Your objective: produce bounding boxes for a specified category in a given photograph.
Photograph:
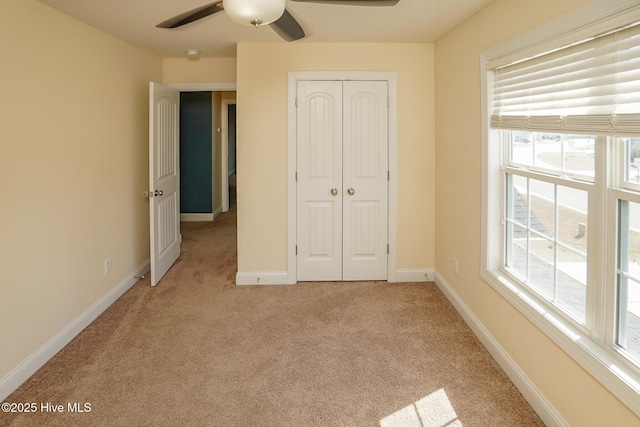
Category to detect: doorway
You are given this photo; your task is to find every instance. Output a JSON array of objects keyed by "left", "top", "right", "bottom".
[{"left": 169, "top": 83, "right": 237, "bottom": 221}]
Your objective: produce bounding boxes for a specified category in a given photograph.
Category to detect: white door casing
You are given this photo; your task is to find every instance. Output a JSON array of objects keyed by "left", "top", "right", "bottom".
[
  {"left": 296, "top": 79, "right": 389, "bottom": 281},
  {"left": 149, "top": 82, "right": 181, "bottom": 286}
]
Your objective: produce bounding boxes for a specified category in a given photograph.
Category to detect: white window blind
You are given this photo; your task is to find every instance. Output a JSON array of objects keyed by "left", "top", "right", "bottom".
[{"left": 491, "top": 22, "right": 640, "bottom": 135}]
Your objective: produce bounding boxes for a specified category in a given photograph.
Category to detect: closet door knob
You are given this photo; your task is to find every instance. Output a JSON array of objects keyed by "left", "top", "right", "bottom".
[
  {"left": 330, "top": 188, "right": 338, "bottom": 196},
  {"left": 347, "top": 188, "right": 355, "bottom": 196}
]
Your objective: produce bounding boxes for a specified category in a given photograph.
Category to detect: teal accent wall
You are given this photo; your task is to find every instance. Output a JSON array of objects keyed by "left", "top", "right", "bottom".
[{"left": 180, "top": 92, "right": 212, "bottom": 213}]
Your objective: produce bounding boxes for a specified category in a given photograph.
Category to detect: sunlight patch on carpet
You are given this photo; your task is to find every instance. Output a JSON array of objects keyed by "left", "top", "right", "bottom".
[{"left": 380, "top": 389, "right": 461, "bottom": 427}]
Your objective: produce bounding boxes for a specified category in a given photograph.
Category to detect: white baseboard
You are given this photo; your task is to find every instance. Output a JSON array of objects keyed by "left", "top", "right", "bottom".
[
  {"left": 237, "top": 269, "right": 434, "bottom": 285},
  {"left": 212, "top": 207, "right": 223, "bottom": 220},
  {"left": 395, "top": 268, "right": 434, "bottom": 282},
  {"left": 0, "top": 260, "right": 150, "bottom": 402},
  {"left": 236, "top": 271, "right": 292, "bottom": 286},
  {"left": 433, "top": 271, "right": 568, "bottom": 427},
  {"left": 180, "top": 213, "right": 214, "bottom": 222}
]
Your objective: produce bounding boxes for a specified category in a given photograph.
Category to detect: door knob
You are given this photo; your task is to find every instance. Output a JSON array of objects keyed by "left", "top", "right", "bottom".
[
  {"left": 154, "top": 189, "right": 164, "bottom": 197},
  {"left": 331, "top": 188, "right": 338, "bottom": 196},
  {"left": 347, "top": 188, "right": 355, "bottom": 196}
]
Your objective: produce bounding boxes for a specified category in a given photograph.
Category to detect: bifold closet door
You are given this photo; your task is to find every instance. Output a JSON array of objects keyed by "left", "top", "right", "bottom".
[
  {"left": 296, "top": 81, "right": 343, "bottom": 281},
  {"left": 342, "top": 81, "right": 388, "bottom": 281},
  {"left": 296, "top": 80, "right": 388, "bottom": 281}
]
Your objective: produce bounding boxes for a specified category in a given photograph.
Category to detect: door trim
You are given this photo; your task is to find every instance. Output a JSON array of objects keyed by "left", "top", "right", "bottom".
[
  {"left": 168, "top": 82, "right": 237, "bottom": 92},
  {"left": 287, "top": 71, "right": 398, "bottom": 284}
]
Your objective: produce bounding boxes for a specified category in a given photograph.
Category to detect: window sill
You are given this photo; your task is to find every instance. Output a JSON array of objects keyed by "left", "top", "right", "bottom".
[{"left": 481, "top": 268, "right": 640, "bottom": 417}]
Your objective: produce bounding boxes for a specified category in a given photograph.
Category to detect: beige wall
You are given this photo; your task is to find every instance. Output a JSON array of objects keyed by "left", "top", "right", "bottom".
[
  {"left": 163, "top": 58, "right": 237, "bottom": 84},
  {"left": 0, "top": 0, "right": 162, "bottom": 381},
  {"left": 222, "top": 91, "right": 236, "bottom": 100},
  {"left": 434, "top": 0, "right": 639, "bottom": 425},
  {"left": 236, "top": 43, "right": 435, "bottom": 273}
]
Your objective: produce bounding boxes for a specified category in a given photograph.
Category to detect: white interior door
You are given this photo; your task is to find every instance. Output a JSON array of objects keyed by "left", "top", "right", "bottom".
[
  {"left": 296, "top": 80, "right": 388, "bottom": 281},
  {"left": 149, "top": 82, "right": 180, "bottom": 286}
]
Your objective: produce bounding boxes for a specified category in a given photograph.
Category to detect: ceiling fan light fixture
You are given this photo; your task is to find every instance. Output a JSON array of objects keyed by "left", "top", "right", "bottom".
[{"left": 223, "top": 0, "right": 286, "bottom": 27}]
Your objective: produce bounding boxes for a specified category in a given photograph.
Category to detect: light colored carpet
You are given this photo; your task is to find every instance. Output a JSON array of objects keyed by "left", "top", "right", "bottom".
[{"left": 4, "top": 204, "right": 543, "bottom": 426}]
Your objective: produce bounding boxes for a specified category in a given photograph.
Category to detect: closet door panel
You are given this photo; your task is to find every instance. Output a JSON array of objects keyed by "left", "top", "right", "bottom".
[
  {"left": 342, "top": 81, "right": 389, "bottom": 281},
  {"left": 296, "top": 81, "right": 343, "bottom": 281}
]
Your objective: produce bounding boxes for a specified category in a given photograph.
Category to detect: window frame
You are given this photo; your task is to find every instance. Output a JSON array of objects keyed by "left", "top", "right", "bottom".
[
  {"left": 621, "top": 138, "right": 640, "bottom": 191},
  {"left": 608, "top": 186, "right": 640, "bottom": 370},
  {"left": 481, "top": 0, "right": 640, "bottom": 417}
]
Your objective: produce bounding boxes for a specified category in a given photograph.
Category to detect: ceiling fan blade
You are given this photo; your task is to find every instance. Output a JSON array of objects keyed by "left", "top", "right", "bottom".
[
  {"left": 270, "top": 9, "right": 305, "bottom": 42},
  {"left": 156, "top": 1, "right": 224, "bottom": 29},
  {"left": 289, "top": 0, "right": 399, "bottom": 5}
]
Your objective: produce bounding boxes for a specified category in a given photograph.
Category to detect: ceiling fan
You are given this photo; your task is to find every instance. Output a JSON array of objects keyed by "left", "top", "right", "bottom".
[{"left": 156, "top": 0, "right": 400, "bottom": 42}]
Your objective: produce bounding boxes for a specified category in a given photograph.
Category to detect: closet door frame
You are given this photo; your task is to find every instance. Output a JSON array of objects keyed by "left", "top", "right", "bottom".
[{"left": 287, "top": 71, "right": 398, "bottom": 284}]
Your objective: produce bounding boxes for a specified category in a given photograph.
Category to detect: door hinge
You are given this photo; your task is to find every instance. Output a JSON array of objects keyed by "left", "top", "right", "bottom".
[
  {"left": 388, "top": 171, "right": 390, "bottom": 181},
  {"left": 387, "top": 244, "right": 390, "bottom": 254},
  {"left": 295, "top": 245, "right": 298, "bottom": 255},
  {"left": 295, "top": 97, "right": 298, "bottom": 108},
  {"left": 295, "top": 171, "right": 298, "bottom": 181},
  {"left": 387, "top": 97, "right": 390, "bottom": 108}
]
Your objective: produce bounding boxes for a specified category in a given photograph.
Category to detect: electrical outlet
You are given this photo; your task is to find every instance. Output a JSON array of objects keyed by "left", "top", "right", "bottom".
[
  {"left": 104, "top": 258, "right": 112, "bottom": 275},
  {"left": 452, "top": 257, "right": 459, "bottom": 274},
  {"left": 424, "top": 271, "right": 434, "bottom": 281}
]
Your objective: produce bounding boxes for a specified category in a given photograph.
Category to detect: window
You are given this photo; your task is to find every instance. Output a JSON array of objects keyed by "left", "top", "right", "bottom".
[
  {"left": 617, "top": 198, "right": 640, "bottom": 363},
  {"left": 614, "top": 138, "right": 640, "bottom": 367},
  {"left": 482, "top": 2, "right": 640, "bottom": 416},
  {"left": 503, "top": 131, "right": 593, "bottom": 324},
  {"left": 626, "top": 138, "right": 640, "bottom": 185}
]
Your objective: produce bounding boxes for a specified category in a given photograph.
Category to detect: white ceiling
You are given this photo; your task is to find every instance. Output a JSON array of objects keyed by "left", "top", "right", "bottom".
[{"left": 37, "top": 0, "right": 492, "bottom": 58}]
